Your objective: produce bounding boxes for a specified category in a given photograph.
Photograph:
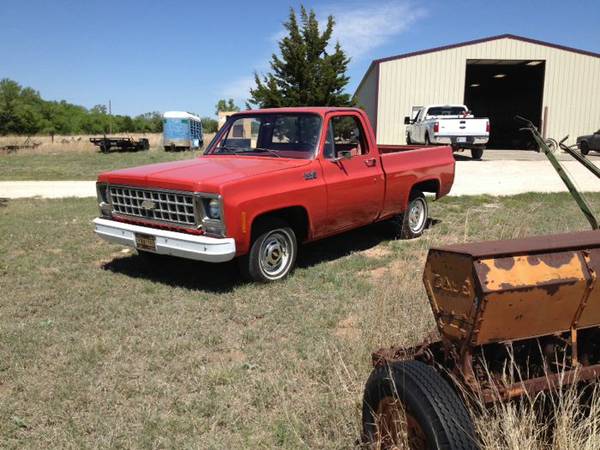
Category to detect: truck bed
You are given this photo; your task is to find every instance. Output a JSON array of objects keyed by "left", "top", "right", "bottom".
[{"left": 377, "top": 144, "right": 455, "bottom": 217}]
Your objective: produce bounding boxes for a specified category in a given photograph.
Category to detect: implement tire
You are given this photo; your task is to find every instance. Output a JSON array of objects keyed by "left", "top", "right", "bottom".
[{"left": 362, "top": 360, "right": 477, "bottom": 450}]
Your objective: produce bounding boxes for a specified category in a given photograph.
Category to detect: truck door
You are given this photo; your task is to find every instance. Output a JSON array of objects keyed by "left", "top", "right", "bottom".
[{"left": 319, "top": 113, "right": 385, "bottom": 233}]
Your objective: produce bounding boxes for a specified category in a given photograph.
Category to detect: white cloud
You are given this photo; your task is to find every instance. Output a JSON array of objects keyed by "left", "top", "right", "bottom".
[
  {"left": 220, "top": 1, "right": 425, "bottom": 106},
  {"left": 269, "top": 2, "right": 425, "bottom": 62},
  {"left": 324, "top": 1, "right": 426, "bottom": 61},
  {"left": 221, "top": 75, "right": 255, "bottom": 103}
]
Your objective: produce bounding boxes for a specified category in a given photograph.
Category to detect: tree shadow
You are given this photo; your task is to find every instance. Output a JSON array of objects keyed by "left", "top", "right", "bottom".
[{"left": 100, "top": 218, "right": 442, "bottom": 292}]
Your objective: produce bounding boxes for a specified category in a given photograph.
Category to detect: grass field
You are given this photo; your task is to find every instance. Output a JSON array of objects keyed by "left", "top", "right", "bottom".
[
  {"left": 2, "top": 193, "right": 600, "bottom": 449},
  {"left": 0, "top": 133, "right": 215, "bottom": 181}
]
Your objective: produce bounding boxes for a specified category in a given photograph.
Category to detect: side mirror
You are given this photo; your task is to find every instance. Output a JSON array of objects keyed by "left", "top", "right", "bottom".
[
  {"left": 404, "top": 116, "right": 411, "bottom": 125},
  {"left": 333, "top": 150, "right": 353, "bottom": 162}
]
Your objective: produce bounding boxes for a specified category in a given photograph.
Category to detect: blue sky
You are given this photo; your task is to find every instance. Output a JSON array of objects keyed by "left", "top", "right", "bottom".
[{"left": 1, "top": 0, "right": 598, "bottom": 118}]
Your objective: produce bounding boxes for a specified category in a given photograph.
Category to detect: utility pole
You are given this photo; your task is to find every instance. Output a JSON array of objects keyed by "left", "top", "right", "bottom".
[{"left": 108, "top": 99, "right": 112, "bottom": 135}]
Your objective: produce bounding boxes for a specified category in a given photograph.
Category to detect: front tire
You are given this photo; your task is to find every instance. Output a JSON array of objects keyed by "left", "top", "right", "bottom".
[
  {"left": 395, "top": 191, "right": 428, "bottom": 239},
  {"left": 362, "top": 360, "right": 477, "bottom": 450},
  {"left": 406, "top": 134, "right": 413, "bottom": 145},
  {"left": 580, "top": 141, "right": 590, "bottom": 156},
  {"left": 239, "top": 220, "right": 297, "bottom": 282},
  {"left": 471, "top": 147, "right": 484, "bottom": 160}
]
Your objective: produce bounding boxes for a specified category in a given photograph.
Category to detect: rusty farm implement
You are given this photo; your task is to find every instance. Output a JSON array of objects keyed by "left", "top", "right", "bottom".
[{"left": 361, "top": 117, "right": 600, "bottom": 449}]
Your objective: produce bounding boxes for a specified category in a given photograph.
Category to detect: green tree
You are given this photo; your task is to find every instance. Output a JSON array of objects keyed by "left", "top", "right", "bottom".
[
  {"left": 215, "top": 98, "right": 240, "bottom": 116},
  {"left": 0, "top": 78, "right": 166, "bottom": 136},
  {"left": 248, "top": 6, "right": 353, "bottom": 108},
  {"left": 201, "top": 117, "right": 218, "bottom": 133}
]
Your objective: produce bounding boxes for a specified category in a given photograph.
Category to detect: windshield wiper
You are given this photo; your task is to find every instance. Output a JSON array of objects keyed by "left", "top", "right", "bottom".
[
  {"left": 233, "top": 147, "right": 282, "bottom": 158},
  {"left": 215, "top": 145, "right": 240, "bottom": 154}
]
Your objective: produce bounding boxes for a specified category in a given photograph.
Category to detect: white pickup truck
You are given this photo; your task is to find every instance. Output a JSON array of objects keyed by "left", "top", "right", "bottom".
[{"left": 404, "top": 105, "right": 489, "bottom": 159}]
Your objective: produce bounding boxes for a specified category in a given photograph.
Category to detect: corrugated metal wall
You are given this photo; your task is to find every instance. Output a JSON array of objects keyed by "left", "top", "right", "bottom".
[
  {"left": 360, "top": 37, "right": 600, "bottom": 145},
  {"left": 354, "top": 64, "right": 378, "bottom": 130}
]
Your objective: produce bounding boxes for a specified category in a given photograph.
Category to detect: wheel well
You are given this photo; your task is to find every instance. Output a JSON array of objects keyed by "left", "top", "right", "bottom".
[
  {"left": 410, "top": 179, "right": 439, "bottom": 198},
  {"left": 251, "top": 207, "right": 309, "bottom": 242}
]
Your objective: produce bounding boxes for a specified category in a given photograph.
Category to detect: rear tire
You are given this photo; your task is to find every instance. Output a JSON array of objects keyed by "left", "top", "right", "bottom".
[
  {"left": 580, "top": 141, "right": 590, "bottom": 156},
  {"left": 239, "top": 219, "right": 297, "bottom": 282},
  {"left": 471, "top": 147, "right": 484, "bottom": 160},
  {"left": 362, "top": 360, "right": 477, "bottom": 450},
  {"left": 395, "top": 191, "right": 428, "bottom": 239},
  {"left": 424, "top": 133, "right": 431, "bottom": 145}
]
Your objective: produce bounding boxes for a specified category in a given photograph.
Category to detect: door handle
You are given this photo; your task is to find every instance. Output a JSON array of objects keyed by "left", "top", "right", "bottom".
[{"left": 364, "top": 158, "right": 377, "bottom": 167}]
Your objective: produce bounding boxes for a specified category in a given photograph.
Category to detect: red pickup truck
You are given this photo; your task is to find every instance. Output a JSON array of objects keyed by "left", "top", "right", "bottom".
[{"left": 94, "top": 107, "right": 454, "bottom": 282}]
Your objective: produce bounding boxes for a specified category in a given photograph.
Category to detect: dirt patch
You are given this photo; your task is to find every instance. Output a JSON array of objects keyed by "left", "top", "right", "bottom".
[
  {"left": 334, "top": 315, "right": 360, "bottom": 341},
  {"left": 207, "top": 349, "right": 246, "bottom": 364},
  {"left": 366, "top": 266, "right": 388, "bottom": 280},
  {"left": 360, "top": 246, "right": 392, "bottom": 259}
]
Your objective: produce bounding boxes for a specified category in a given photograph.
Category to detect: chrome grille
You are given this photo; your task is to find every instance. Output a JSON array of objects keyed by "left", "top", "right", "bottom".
[{"left": 109, "top": 186, "right": 197, "bottom": 227}]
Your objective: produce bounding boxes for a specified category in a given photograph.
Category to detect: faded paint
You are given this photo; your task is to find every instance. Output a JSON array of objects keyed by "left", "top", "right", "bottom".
[{"left": 356, "top": 35, "right": 600, "bottom": 145}]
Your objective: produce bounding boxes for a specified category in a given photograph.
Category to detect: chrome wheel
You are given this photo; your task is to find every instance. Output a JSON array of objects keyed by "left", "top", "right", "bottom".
[
  {"left": 408, "top": 198, "right": 426, "bottom": 233},
  {"left": 258, "top": 229, "right": 294, "bottom": 280}
]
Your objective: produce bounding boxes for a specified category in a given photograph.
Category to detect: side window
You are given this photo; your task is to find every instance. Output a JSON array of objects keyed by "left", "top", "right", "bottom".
[{"left": 326, "top": 115, "right": 367, "bottom": 158}]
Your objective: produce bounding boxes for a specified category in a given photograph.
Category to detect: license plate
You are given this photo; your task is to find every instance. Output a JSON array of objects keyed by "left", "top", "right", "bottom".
[
  {"left": 135, "top": 233, "right": 156, "bottom": 251},
  {"left": 456, "top": 137, "right": 467, "bottom": 143}
]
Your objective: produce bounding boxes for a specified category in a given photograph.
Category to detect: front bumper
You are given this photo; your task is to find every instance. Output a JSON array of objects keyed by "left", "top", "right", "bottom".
[{"left": 93, "top": 218, "right": 236, "bottom": 263}]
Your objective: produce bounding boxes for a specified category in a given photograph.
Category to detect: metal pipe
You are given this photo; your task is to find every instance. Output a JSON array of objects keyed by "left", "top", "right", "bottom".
[{"left": 516, "top": 116, "right": 599, "bottom": 230}]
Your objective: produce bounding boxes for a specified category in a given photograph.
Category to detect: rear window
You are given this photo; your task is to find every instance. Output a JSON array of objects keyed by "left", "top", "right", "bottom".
[{"left": 426, "top": 107, "right": 467, "bottom": 116}]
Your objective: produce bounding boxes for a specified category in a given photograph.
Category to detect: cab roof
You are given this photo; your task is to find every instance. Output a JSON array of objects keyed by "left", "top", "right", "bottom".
[{"left": 234, "top": 106, "right": 363, "bottom": 116}]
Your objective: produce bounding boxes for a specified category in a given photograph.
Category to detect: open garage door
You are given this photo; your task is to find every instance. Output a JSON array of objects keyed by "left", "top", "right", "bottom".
[{"left": 464, "top": 59, "right": 545, "bottom": 149}]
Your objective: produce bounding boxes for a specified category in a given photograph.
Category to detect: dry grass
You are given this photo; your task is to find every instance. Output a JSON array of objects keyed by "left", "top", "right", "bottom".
[
  {"left": 0, "top": 133, "right": 216, "bottom": 181},
  {"left": 1, "top": 193, "right": 600, "bottom": 448},
  {"left": 0, "top": 133, "right": 164, "bottom": 154}
]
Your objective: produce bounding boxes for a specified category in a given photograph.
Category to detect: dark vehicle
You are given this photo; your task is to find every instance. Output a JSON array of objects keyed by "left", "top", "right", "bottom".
[
  {"left": 90, "top": 136, "right": 150, "bottom": 153},
  {"left": 577, "top": 129, "right": 600, "bottom": 155}
]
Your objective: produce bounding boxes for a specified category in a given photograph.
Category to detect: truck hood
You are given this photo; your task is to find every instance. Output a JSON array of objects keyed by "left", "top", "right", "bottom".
[{"left": 98, "top": 155, "right": 310, "bottom": 192}]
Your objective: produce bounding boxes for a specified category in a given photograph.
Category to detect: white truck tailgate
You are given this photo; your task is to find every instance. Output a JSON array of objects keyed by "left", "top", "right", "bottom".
[{"left": 437, "top": 119, "right": 488, "bottom": 137}]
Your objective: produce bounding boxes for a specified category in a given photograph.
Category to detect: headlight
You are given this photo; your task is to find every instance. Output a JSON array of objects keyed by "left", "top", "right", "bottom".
[{"left": 208, "top": 198, "right": 221, "bottom": 219}]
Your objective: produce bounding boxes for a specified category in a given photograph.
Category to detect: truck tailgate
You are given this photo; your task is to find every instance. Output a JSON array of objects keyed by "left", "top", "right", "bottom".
[{"left": 437, "top": 118, "right": 488, "bottom": 136}]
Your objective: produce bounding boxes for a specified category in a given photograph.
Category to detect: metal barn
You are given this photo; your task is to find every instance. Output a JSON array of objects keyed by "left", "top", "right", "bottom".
[{"left": 354, "top": 34, "right": 600, "bottom": 149}]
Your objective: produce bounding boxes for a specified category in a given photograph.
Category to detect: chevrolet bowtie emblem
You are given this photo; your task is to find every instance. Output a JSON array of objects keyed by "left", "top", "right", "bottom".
[{"left": 141, "top": 200, "right": 156, "bottom": 210}]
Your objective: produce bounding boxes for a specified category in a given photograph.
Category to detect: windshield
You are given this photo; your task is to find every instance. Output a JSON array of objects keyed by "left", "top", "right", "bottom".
[
  {"left": 426, "top": 106, "right": 467, "bottom": 116},
  {"left": 206, "top": 113, "right": 322, "bottom": 159}
]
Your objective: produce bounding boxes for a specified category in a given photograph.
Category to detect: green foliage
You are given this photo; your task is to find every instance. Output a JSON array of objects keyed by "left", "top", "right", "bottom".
[
  {"left": 201, "top": 117, "right": 219, "bottom": 133},
  {"left": 248, "top": 6, "right": 353, "bottom": 109},
  {"left": 0, "top": 78, "right": 163, "bottom": 135},
  {"left": 214, "top": 98, "right": 240, "bottom": 116}
]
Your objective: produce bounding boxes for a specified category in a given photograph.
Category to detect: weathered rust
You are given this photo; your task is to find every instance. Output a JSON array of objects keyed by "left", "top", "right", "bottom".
[
  {"left": 479, "top": 362, "right": 600, "bottom": 403},
  {"left": 424, "top": 231, "right": 600, "bottom": 347}
]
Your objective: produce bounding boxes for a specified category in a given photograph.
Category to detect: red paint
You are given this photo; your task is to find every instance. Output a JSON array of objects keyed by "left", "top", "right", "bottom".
[{"left": 98, "top": 107, "right": 455, "bottom": 256}]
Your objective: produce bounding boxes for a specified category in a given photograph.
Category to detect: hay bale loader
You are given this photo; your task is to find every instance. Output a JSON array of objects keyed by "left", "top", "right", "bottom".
[{"left": 361, "top": 118, "right": 600, "bottom": 449}]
